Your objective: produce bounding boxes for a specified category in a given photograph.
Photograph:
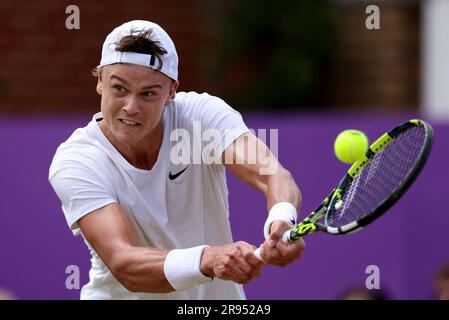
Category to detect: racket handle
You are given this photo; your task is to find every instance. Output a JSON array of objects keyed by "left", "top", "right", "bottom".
[
  {"left": 254, "top": 247, "right": 262, "bottom": 260},
  {"left": 253, "top": 230, "right": 292, "bottom": 260},
  {"left": 281, "top": 229, "right": 292, "bottom": 243}
]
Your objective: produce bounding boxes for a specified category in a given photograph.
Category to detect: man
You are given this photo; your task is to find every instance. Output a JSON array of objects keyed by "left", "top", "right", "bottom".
[
  {"left": 433, "top": 264, "right": 449, "bottom": 300},
  {"left": 337, "top": 286, "right": 389, "bottom": 300},
  {"left": 49, "top": 20, "right": 305, "bottom": 299}
]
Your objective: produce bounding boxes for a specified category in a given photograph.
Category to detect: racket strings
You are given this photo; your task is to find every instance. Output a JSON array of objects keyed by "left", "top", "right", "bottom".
[{"left": 327, "top": 127, "right": 425, "bottom": 227}]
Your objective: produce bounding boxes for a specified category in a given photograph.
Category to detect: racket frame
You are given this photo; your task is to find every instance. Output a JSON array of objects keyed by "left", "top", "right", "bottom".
[{"left": 285, "top": 119, "right": 434, "bottom": 242}]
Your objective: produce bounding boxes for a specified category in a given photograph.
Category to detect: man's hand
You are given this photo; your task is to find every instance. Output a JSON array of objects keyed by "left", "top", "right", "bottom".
[
  {"left": 200, "top": 241, "right": 264, "bottom": 284},
  {"left": 260, "top": 220, "right": 305, "bottom": 266}
]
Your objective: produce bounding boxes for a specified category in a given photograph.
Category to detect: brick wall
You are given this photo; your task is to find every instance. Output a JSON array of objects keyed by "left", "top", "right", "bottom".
[
  {"left": 328, "top": 2, "right": 420, "bottom": 110},
  {"left": 0, "top": 1, "right": 420, "bottom": 113},
  {"left": 0, "top": 0, "right": 212, "bottom": 114}
]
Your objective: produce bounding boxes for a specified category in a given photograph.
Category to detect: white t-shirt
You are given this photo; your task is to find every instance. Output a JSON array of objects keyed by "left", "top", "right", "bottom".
[{"left": 49, "top": 91, "right": 250, "bottom": 300}]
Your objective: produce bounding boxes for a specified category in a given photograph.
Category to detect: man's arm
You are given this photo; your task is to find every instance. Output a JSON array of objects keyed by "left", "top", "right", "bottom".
[
  {"left": 78, "top": 203, "right": 173, "bottom": 293},
  {"left": 223, "top": 132, "right": 306, "bottom": 265},
  {"left": 78, "top": 202, "right": 264, "bottom": 293}
]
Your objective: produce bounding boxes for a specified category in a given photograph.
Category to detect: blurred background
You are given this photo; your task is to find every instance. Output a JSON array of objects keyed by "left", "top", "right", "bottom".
[{"left": 1, "top": 0, "right": 448, "bottom": 299}]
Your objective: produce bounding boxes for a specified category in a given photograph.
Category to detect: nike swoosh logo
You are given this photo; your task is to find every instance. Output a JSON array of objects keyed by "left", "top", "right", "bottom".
[
  {"left": 290, "top": 218, "right": 296, "bottom": 225},
  {"left": 168, "top": 166, "right": 189, "bottom": 180}
]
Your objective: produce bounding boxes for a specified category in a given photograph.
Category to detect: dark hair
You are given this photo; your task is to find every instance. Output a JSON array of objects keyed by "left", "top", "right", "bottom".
[{"left": 93, "top": 29, "right": 167, "bottom": 77}]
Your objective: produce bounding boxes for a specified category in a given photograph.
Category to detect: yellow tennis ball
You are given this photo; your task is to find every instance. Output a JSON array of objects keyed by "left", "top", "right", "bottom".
[{"left": 334, "top": 129, "right": 369, "bottom": 164}]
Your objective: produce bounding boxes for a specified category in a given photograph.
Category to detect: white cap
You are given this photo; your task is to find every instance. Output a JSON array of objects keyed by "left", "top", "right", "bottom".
[{"left": 99, "top": 20, "right": 178, "bottom": 81}]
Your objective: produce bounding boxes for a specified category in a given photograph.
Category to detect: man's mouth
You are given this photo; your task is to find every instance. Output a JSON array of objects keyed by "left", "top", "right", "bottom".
[{"left": 119, "top": 119, "right": 140, "bottom": 126}]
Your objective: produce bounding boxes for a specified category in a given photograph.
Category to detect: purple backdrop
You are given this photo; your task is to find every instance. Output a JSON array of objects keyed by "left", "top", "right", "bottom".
[{"left": 0, "top": 112, "right": 447, "bottom": 300}]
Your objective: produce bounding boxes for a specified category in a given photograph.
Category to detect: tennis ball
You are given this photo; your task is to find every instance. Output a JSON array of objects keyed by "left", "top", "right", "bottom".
[{"left": 334, "top": 129, "right": 369, "bottom": 164}]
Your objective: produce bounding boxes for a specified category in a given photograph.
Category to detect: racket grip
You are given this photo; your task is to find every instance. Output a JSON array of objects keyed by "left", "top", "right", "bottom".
[
  {"left": 253, "top": 229, "right": 292, "bottom": 260},
  {"left": 254, "top": 247, "right": 262, "bottom": 260},
  {"left": 282, "top": 229, "right": 292, "bottom": 244}
]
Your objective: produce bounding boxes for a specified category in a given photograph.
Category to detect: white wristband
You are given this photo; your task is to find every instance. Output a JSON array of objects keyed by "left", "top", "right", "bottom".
[
  {"left": 163, "top": 245, "right": 213, "bottom": 291},
  {"left": 263, "top": 202, "right": 297, "bottom": 240}
]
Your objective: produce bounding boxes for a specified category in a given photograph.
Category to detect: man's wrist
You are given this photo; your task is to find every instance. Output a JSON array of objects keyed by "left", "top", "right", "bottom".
[
  {"left": 199, "top": 246, "right": 214, "bottom": 278},
  {"left": 263, "top": 202, "right": 297, "bottom": 239},
  {"left": 163, "top": 245, "right": 213, "bottom": 291}
]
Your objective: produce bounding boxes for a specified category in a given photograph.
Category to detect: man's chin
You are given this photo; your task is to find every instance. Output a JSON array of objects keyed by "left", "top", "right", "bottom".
[{"left": 116, "top": 133, "right": 139, "bottom": 146}]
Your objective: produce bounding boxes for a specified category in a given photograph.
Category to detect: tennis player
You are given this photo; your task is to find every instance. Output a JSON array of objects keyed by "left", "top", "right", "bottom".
[{"left": 48, "top": 20, "right": 305, "bottom": 299}]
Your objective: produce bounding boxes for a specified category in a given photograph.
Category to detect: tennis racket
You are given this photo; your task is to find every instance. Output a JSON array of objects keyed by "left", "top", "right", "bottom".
[{"left": 255, "top": 119, "right": 433, "bottom": 259}]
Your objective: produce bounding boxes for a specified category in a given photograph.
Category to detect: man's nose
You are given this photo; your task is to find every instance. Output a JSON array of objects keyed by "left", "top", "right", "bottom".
[{"left": 122, "top": 95, "right": 140, "bottom": 115}]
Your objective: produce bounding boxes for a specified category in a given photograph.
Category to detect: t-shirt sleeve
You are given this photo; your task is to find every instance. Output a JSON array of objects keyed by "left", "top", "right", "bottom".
[
  {"left": 49, "top": 160, "right": 117, "bottom": 235},
  {"left": 174, "top": 92, "right": 250, "bottom": 163}
]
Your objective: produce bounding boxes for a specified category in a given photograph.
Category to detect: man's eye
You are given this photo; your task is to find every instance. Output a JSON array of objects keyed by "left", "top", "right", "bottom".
[
  {"left": 142, "top": 91, "right": 154, "bottom": 97},
  {"left": 113, "top": 85, "right": 126, "bottom": 93}
]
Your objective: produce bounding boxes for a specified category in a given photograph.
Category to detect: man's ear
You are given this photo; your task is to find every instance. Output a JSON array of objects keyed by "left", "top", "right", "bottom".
[
  {"left": 96, "top": 76, "right": 102, "bottom": 95},
  {"left": 165, "top": 80, "right": 179, "bottom": 106},
  {"left": 95, "top": 66, "right": 103, "bottom": 95}
]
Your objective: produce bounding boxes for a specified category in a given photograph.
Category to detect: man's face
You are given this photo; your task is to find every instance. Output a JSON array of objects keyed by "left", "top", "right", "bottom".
[{"left": 96, "top": 63, "right": 178, "bottom": 147}]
